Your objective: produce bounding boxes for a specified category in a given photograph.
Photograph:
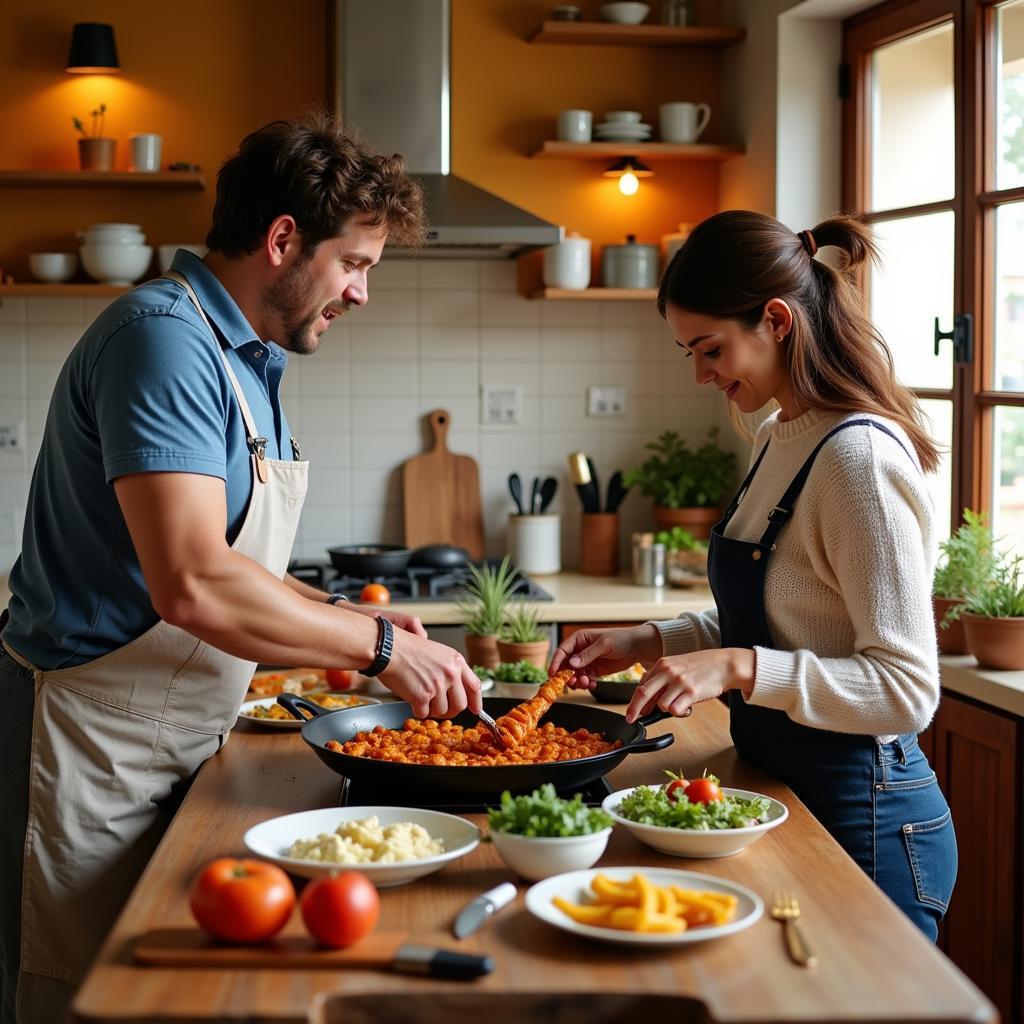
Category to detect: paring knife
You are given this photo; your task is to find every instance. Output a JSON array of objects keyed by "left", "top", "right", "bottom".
[{"left": 452, "top": 881, "right": 517, "bottom": 939}]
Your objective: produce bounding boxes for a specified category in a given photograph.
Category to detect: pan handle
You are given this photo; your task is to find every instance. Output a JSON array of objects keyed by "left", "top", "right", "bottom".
[
  {"left": 276, "top": 693, "right": 326, "bottom": 721},
  {"left": 624, "top": 732, "right": 675, "bottom": 753},
  {"left": 636, "top": 709, "right": 673, "bottom": 729}
]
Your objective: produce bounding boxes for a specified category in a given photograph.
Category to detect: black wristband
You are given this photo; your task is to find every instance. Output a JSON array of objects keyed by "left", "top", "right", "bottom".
[
  {"left": 326, "top": 593, "right": 349, "bottom": 606},
  {"left": 362, "top": 615, "right": 394, "bottom": 677}
]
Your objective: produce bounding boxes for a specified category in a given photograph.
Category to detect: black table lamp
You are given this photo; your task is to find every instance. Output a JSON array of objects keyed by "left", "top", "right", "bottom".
[{"left": 66, "top": 22, "right": 120, "bottom": 74}]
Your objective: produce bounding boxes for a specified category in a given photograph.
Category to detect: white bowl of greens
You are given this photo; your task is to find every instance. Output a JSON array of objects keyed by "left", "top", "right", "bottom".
[
  {"left": 487, "top": 784, "right": 614, "bottom": 880},
  {"left": 602, "top": 775, "right": 787, "bottom": 859}
]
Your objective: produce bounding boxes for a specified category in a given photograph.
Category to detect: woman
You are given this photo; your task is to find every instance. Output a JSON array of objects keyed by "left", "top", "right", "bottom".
[{"left": 551, "top": 211, "right": 957, "bottom": 940}]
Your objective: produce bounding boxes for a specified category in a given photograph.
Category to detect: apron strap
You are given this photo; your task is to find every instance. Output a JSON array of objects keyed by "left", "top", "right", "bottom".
[
  {"left": 163, "top": 270, "right": 268, "bottom": 484},
  {"left": 757, "top": 417, "right": 913, "bottom": 549}
]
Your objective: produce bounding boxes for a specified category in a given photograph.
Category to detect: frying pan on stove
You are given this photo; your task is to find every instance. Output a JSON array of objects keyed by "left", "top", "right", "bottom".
[{"left": 278, "top": 694, "right": 672, "bottom": 797}]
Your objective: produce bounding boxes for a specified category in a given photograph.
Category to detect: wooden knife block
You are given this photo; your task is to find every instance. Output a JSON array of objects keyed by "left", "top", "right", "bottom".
[{"left": 580, "top": 512, "right": 619, "bottom": 576}]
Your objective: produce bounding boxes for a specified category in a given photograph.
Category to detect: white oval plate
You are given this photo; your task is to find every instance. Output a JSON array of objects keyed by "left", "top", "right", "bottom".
[
  {"left": 236, "top": 694, "right": 381, "bottom": 729},
  {"left": 602, "top": 787, "right": 788, "bottom": 858},
  {"left": 244, "top": 806, "right": 481, "bottom": 886},
  {"left": 525, "top": 866, "right": 763, "bottom": 946}
]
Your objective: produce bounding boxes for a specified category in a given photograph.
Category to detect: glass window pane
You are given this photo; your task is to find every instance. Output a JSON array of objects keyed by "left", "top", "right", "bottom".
[
  {"left": 870, "top": 213, "right": 955, "bottom": 390},
  {"left": 993, "top": 202, "right": 1024, "bottom": 390},
  {"left": 992, "top": 406, "right": 1024, "bottom": 557},
  {"left": 996, "top": 0, "right": 1024, "bottom": 190},
  {"left": 870, "top": 22, "right": 954, "bottom": 211},
  {"left": 920, "top": 398, "right": 952, "bottom": 544}
]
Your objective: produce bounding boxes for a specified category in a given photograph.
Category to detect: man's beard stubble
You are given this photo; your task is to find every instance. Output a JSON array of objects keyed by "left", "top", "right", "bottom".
[{"left": 262, "top": 259, "right": 349, "bottom": 356}]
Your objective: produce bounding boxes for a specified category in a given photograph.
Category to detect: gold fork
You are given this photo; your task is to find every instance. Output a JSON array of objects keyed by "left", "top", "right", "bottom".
[{"left": 771, "top": 890, "right": 817, "bottom": 967}]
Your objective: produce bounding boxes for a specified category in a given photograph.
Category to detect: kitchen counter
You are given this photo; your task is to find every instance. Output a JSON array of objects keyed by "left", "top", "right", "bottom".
[{"left": 71, "top": 697, "right": 994, "bottom": 1024}]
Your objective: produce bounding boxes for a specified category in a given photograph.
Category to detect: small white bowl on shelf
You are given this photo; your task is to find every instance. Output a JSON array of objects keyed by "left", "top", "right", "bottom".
[
  {"left": 489, "top": 827, "right": 612, "bottom": 881},
  {"left": 79, "top": 244, "right": 153, "bottom": 285},
  {"left": 601, "top": 786, "right": 788, "bottom": 859},
  {"left": 599, "top": 2, "right": 651, "bottom": 24},
  {"left": 28, "top": 253, "right": 77, "bottom": 283}
]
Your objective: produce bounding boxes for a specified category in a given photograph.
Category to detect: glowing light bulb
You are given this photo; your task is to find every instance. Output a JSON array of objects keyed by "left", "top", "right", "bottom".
[{"left": 618, "top": 171, "right": 640, "bottom": 196}]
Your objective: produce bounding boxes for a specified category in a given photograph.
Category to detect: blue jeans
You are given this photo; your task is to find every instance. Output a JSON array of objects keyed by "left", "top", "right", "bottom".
[
  {"left": 787, "top": 732, "right": 957, "bottom": 941},
  {"left": 0, "top": 645, "right": 34, "bottom": 1024}
]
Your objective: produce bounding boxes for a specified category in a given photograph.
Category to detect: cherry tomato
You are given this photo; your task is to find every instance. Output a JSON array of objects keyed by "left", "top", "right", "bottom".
[
  {"left": 684, "top": 777, "right": 724, "bottom": 805},
  {"left": 325, "top": 668, "right": 354, "bottom": 691},
  {"left": 664, "top": 778, "right": 688, "bottom": 803},
  {"left": 189, "top": 858, "right": 295, "bottom": 943},
  {"left": 359, "top": 583, "right": 391, "bottom": 605},
  {"left": 300, "top": 871, "right": 380, "bottom": 948}
]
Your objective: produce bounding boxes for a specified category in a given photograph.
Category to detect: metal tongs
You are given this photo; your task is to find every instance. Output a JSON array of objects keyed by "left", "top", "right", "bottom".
[{"left": 476, "top": 708, "right": 506, "bottom": 748}]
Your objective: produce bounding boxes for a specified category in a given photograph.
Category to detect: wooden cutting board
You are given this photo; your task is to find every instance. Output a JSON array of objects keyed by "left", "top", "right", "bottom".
[{"left": 403, "top": 409, "right": 485, "bottom": 559}]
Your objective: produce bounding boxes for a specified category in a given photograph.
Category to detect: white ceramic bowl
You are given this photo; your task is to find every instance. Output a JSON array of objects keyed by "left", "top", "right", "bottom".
[
  {"left": 158, "top": 244, "right": 208, "bottom": 273},
  {"left": 604, "top": 110, "right": 642, "bottom": 123},
  {"left": 80, "top": 244, "right": 154, "bottom": 285},
  {"left": 602, "top": 787, "right": 788, "bottom": 859},
  {"left": 80, "top": 224, "right": 146, "bottom": 246},
  {"left": 599, "top": 2, "right": 650, "bottom": 24},
  {"left": 243, "top": 806, "right": 481, "bottom": 886},
  {"left": 28, "top": 252, "right": 77, "bottom": 283},
  {"left": 489, "top": 827, "right": 612, "bottom": 881}
]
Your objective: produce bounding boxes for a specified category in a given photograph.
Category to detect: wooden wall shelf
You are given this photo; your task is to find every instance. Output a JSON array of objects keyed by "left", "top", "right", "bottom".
[
  {"left": 0, "top": 283, "right": 129, "bottom": 297},
  {"left": 530, "top": 141, "right": 743, "bottom": 161},
  {"left": 528, "top": 21, "right": 745, "bottom": 48},
  {"left": 0, "top": 170, "right": 205, "bottom": 190},
  {"left": 527, "top": 287, "right": 657, "bottom": 301}
]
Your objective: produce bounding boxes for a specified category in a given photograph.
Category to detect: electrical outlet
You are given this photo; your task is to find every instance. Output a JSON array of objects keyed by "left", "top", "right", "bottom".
[
  {"left": 0, "top": 422, "right": 25, "bottom": 452},
  {"left": 481, "top": 385, "right": 523, "bottom": 425},
  {"left": 586, "top": 387, "right": 626, "bottom": 417}
]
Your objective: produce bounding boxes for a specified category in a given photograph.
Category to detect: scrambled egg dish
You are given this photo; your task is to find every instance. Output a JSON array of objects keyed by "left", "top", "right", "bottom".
[{"left": 288, "top": 816, "right": 444, "bottom": 864}]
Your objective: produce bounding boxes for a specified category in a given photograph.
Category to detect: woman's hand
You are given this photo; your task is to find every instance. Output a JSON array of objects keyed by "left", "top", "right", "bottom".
[
  {"left": 625, "top": 648, "right": 755, "bottom": 723},
  {"left": 549, "top": 624, "right": 664, "bottom": 689}
]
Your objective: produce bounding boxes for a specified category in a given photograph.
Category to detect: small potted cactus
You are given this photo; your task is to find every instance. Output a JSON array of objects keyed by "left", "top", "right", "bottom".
[{"left": 74, "top": 104, "right": 116, "bottom": 171}]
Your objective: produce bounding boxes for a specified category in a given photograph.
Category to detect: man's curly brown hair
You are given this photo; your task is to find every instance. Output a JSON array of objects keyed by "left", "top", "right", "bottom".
[{"left": 206, "top": 110, "right": 425, "bottom": 257}]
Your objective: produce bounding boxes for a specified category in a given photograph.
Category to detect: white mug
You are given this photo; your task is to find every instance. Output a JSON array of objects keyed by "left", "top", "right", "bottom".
[
  {"left": 658, "top": 102, "right": 711, "bottom": 144},
  {"left": 543, "top": 232, "right": 591, "bottom": 290},
  {"left": 129, "top": 133, "right": 163, "bottom": 172},
  {"left": 556, "top": 109, "right": 593, "bottom": 143}
]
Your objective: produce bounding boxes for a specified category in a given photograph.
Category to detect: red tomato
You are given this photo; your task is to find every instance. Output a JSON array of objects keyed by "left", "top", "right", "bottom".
[
  {"left": 300, "top": 871, "right": 380, "bottom": 948},
  {"left": 325, "top": 668, "right": 354, "bottom": 691},
  {"left": 664, "top": 778, "right": 688, "bottom": 804},
  {"left": 189, "top": 858, "right": 295, "bottom": 943},
  {"left": 359, "top": 583, "right": 391, "bottom": 605},
  {"left": 684, "top": 777, "right": 724, "bottom": 805}
]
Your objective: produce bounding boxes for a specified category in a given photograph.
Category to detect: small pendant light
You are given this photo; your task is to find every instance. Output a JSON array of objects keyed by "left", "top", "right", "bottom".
[{"left": 66, "top": 23, "right": 121, "bottom": 74}]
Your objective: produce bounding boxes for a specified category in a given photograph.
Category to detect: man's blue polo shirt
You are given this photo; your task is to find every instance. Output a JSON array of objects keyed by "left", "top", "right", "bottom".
[{"left": 4, "top": 251, "right": 296, "bottom": 670}]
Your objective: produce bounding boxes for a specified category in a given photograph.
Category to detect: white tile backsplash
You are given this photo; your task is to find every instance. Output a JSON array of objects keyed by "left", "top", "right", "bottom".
[{"left": 1, "top": 259, "right": 729, "bottom": 574}]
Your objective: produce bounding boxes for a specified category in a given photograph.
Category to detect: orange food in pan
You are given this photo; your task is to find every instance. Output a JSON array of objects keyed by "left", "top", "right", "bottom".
[{"left": 325, "top": 718, "right": 619, "bottom": 766}]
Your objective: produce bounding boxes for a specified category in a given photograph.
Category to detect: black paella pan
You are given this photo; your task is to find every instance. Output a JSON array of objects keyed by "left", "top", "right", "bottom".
[{"left": 277, "top": 694, "right": 673, "bottom": 798}]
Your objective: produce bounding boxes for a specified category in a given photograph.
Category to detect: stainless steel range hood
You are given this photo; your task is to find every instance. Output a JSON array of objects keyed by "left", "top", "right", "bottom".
[{"left": 331, "top": 0, "right": 560, "bottom": 258}]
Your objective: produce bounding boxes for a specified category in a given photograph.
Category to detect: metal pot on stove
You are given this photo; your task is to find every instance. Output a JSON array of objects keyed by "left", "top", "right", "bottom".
[{"left": 325, "top": 543, "right": 470, "bottom": 577}]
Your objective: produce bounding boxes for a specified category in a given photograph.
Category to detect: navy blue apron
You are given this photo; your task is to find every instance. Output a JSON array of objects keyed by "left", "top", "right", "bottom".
[{"left": 710, "top": 418, "right": 910, "bottom": 791}]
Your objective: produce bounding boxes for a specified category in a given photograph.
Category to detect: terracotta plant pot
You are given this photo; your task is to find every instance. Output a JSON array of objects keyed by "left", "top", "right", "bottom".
[
  {"left": 464, "top": 633, "right": 500, "bottom": 670},
  {"left": 78, "top": 137, "right": 117, "bottom": 171},
  {"left": 580, "top": 512, "right": 619, "bottom": 576},
  {"left": 932, "top": 596, "right": 968, "bottom": 655},
  {"left": 652, "top": 505, "right": 721, "bottom": 540},
  {"left": 496, "top": 638, "right": 550, "bottom": 669},
  {"left": 961, "top": 612, "right": 1024, "bottom": 670}
]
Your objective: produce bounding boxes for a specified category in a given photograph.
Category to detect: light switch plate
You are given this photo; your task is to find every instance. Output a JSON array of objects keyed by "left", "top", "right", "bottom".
[
  {"left": 587, "top": 386, "right": 626, "bottom": 417},
  {"left": 0, "top": 421, "right": 25, "bottom": 452},
  {"left": 481, "top": 386, "right": 523, "bottom": 425}
]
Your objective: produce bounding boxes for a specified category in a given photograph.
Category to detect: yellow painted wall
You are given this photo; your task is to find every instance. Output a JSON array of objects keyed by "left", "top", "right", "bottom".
[{"left": 0, "top": 0, "right": 727, "bottom": 280}]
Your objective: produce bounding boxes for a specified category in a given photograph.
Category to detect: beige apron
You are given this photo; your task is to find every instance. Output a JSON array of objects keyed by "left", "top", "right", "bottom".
[{"left": 4, "top": 271, "right": 307, "bottom": 1022}]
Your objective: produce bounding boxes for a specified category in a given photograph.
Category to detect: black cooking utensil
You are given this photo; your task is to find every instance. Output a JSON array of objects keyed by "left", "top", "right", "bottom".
[
  {"left": 508, "top": 473, "right": 524, "bottom": 515},
  {"left": 530, "top": 477, "right": 541, "bottom": 515},
  {"left": 567, "top": 452, "right": 600, "bottom": 513},
  {"left": 586, "top": 457, "right": 600, "bottom": 513},
  {"left": 605, "top": 470, "right": 628, "bottom": 513},
  {"left": 278, "top": 694, "right": 673, "bottom": 798},
  {"left": 538, "top": 476, "right": 558, "bottom": 513},
  {"left": 408, "top": 544, "right": 470, "bottom": 569},
  {"left": 327, "top": 544, "right": 411, "bottom": 577}
]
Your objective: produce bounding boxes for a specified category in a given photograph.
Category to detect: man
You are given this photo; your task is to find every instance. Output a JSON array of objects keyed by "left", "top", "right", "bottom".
[{"left": 0, "top": 112, "right": 482, "bottom": 1024}]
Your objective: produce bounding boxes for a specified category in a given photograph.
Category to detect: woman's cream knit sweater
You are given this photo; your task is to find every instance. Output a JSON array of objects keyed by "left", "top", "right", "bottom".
[{"left": 654, "top": 407, "right": 940, "bottom": 737}]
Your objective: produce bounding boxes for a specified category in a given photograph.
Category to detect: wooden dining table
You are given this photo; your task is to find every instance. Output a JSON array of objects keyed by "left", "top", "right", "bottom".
[{"left": 71, "top": 695, "right": 996, "bottom": 1024}]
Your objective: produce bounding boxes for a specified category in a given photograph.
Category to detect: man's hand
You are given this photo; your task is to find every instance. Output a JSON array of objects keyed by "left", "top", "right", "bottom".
[{"left": 378, "top": 630, "right": 482, "bottom": 719}]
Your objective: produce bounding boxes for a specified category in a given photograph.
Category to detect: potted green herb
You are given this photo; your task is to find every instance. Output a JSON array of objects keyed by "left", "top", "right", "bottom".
[
  {"left": 456, "top": 556, "right": 519, "bottom": 670},
  {"left": 497, "top": 602, "right": 549, "bottom": 669},
  {"left": 624, "top": 427, "right": 737, "bottom": 538},
  {"left": 73, "top": 104, "right": 116, "bottom": 171},
  {"left": 933, "top": 509, "right": 996, "bottom": 655},
  {"left": 945, "top": 554, "right": 1024, "bottom": 670},
  {"left": 473, "top": 659, "right": 548, "bottom": 699},
  {"left": 656, "top": 526, "right": 709, "bottom": 587}
]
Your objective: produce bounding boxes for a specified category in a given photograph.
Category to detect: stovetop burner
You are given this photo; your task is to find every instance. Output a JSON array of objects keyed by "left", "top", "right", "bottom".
[
  {"left": 337, "top": 775, "right": 613, "bottom": 814},
  {"left": 288, "top": 558, "right": 554, "bottom": 604}
]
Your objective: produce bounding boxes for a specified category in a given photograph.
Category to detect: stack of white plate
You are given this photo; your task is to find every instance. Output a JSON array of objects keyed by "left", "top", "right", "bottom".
[{"left": 594, "top": 112, "right": 653, "bottom": 142}]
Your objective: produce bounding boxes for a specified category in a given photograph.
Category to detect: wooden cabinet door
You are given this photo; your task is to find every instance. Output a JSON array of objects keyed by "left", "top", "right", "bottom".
[{"left": 930, "top": 693, "right": 1020, "bottom": 1024}]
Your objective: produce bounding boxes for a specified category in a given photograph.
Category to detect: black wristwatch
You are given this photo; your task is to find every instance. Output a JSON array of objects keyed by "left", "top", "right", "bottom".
[
  {"left": 363, "top": 615, "right": 394, "bottom": 677},
  {"left": 326, "top": 593, "right": 349, "bottom": 606}
]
